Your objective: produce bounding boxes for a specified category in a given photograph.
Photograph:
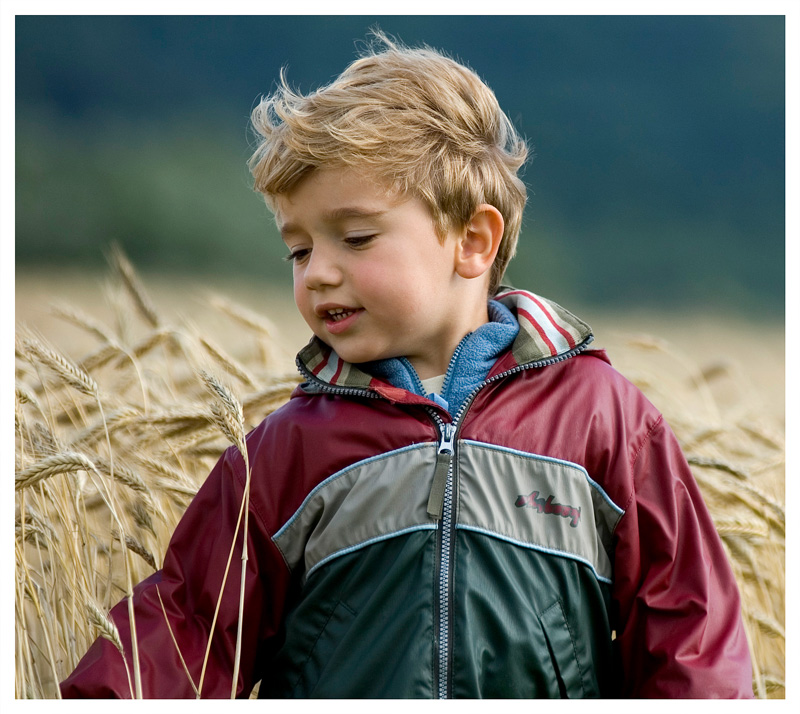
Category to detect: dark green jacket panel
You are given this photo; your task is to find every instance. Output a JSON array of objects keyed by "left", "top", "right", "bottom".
[
  {"left": 450, "top": 531, "right": 613, "bottom": 698},
  {"left": 264, "top": 530, "right": 437, "bottom": 698}
]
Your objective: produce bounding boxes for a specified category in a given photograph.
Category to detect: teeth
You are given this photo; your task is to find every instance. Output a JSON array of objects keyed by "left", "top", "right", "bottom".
[{"left": 326, "top": 308, "right": 354, "bottom": 322}]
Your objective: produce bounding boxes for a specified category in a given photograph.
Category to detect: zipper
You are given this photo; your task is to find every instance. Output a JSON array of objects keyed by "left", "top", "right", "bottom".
[
  {"left": 398, "top": 356, "right": 428, "bottom": 396},
  {"left": 295, "top": 355, "right": 381, "bottom": 400},
  {"left": 438, "top": 332, "right": 471, "bottom": 398},
  {"left": 426, "top": 335, "right": 593, "bottom": 699},
  {"left": 427, "top": 412, "right": 456, "bottom": 699},
  {"left": 427, "top": 421, "right": 455, "bottom": 518}
]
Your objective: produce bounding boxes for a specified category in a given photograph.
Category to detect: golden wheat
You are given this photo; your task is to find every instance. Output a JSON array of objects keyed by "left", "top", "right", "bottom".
[{"left": 109, "top": 243, "right": 162, "bottom": 329}]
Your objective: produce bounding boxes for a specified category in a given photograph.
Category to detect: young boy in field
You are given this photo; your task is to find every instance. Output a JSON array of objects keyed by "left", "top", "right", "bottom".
[{"left": 61, "top": 35, "right": 754, "bottom": 699}]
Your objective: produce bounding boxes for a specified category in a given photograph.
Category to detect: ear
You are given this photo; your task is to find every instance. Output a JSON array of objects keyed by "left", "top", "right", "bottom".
[{"left": 454, "top": 204, "right": 505, "bottom": 281}]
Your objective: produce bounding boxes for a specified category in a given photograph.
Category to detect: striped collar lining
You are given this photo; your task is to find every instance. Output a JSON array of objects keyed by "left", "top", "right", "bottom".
[{"left": 296, "top": 288, "right": 593, "bottom": 391}]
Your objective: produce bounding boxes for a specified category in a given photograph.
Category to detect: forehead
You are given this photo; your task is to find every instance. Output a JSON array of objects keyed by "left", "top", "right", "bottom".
[{"left": 274, "top": 167, "right": 403, "bottom": 228}]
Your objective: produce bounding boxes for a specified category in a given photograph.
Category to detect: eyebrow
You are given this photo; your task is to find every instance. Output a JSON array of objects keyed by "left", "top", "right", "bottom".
[{"left": 279, "top": 207, "right": 388, "bottom": 239}]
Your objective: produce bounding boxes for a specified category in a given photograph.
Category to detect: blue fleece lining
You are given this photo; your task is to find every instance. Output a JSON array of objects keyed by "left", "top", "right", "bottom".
[{"left": 363, "top": 300, "right": 519, "bottom": 415}]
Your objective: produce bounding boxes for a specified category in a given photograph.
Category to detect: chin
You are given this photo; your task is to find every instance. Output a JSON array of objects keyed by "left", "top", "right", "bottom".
[{"left": 329, "top": 343, "right": 395, "bottom": 366}]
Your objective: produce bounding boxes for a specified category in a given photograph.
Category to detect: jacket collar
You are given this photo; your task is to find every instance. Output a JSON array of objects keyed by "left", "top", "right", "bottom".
[
  {"left": 295, "top": 287, "right": 593, "bottom": 396},
  {"left": 491, "top": 287, "right": 593, "bottom": 372}
]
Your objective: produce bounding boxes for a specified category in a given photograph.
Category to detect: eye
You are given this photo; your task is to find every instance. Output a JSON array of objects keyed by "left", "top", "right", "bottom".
[
  {"left": 283, "top": 248, "right": 310, "bottom": 263},
  {"left": 344, "top": 234, "right": 377, "bottom": 249}
]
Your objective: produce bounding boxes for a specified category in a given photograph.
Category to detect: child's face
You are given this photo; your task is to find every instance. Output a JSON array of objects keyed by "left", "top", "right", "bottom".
[{"left": 275, "top": 167, "right": 485, "bottom": 378}]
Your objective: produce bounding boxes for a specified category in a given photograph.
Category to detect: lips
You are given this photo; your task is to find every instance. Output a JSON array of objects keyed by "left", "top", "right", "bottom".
[{"left": 316, "top": 304, "right": 364, "bottom": 334}]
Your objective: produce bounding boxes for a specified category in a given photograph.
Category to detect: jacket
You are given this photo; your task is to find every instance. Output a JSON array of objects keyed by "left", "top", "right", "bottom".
[{"left": 60, "top": 289, "right": 753, "bottom": 698}]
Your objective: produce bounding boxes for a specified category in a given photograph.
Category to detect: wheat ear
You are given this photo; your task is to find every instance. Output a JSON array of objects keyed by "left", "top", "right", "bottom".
[
  {"left": 195, "top": 370, "right": 252, "bottom": 698},
  {"left": 15, "top": 452, "right": 97, "bottom": 491},
  {"left": 109, "top": 243, "right": 161, "bottom": 328},
  {"left": 23, "top": 337, "right": 99, "bottom": 397}
]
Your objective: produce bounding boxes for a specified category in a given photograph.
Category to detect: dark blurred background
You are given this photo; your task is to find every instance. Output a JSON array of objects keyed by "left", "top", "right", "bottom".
[{"left": 15, "top": 15, "right": 785, "bottom": 315}]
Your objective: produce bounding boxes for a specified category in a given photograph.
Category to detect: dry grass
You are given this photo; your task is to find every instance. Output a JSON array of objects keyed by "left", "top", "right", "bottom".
[{"left": 14, "top": 255, "right": 784, "bottom": 699}]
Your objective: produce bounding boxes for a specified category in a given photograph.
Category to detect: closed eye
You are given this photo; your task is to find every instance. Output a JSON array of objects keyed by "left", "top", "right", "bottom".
[
  {"left": 344, "top": 234, "right": 377, "bottom": 248},
  {"left": 283, "top": 248, "right": 310, "bottom": 263}
]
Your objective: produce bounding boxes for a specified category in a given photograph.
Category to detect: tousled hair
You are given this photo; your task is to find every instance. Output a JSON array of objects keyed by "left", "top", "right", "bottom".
[{"left": 249, "top": 32, "right": 528, "bottom": 294}]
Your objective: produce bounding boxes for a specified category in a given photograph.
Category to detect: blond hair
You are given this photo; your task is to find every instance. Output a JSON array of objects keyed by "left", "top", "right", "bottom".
[{"left": 249, "top": 33, "right": 528, "bottom": 294}]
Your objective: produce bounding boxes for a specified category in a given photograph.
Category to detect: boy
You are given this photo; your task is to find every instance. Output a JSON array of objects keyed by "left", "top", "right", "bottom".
[{"left": 62, "top": 34, "right": 753, "bottom": 698}]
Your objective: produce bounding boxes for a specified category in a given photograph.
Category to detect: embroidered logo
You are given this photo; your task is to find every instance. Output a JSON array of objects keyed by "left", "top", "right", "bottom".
[{"left": 515, "top": 490, "right": 582, "bottom": 528}]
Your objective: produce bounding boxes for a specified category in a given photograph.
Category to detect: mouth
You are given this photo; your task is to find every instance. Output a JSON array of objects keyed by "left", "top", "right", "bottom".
[{"left": 315, "top": 305, "right": 364, "bottom": 334}]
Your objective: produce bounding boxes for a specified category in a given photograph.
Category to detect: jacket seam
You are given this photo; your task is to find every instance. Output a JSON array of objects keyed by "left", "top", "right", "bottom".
[
  {"left": 456, "top": 523, "right": 612, "bottom": 584},
  {"left": 542, "top": 599, "right": 586, "bottom": 697},
  {"left": 558, "top": 599, "right": 586, "bottom": 697},
  {"left": 306, "top": 525, "right": 438, "bottom": 578},
  {"left": 621, "top": 414, "right": 664, "bottom": 516}
]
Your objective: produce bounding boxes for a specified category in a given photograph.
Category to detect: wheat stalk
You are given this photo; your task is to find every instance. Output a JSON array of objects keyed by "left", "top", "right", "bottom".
[
  {"left": 199, "top": 335, "right": 258, "bottom": 389},
  {"left": 80, "top": 341, "right": 126, "bottom": 372},
  {"left": 85, "top": 600, "right": 134, "bottom": 697},
  {"left": 15, "top": 382, "right": 43, "bottom": 412},
  {"left": 687, "top": 455, "right": 750, "bottom": 480},
  {"left": 153, "top": 478, "right": 199, "bottom": 498},
  {"left": 208, "top": 294, "right": 276, "bottom": 337},
  {"left": 113, "top": 532, "right": 157, "bottom": 571},
  {"left": 92, "top": 455, "right": 150, "bottom": 496},
  {"left": 714, "top": 518, "right": 770, "bottom": 540},
  {"left": 50, "top": 303, "right": 118, "bottom": 345},
  {"left": 109, "top": 244, "right": 161, "bottom": 329},
  {"left": 70, "top": 406, "right": 140, "bottom": 447},
  {"left": 194, "top": 370, "right": 252, "bottom": 697}
]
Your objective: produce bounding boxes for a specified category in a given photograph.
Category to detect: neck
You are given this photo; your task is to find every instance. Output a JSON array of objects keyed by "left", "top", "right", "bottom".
[{"left": 407, "top": 298, "right": 490, "bottom": 379}]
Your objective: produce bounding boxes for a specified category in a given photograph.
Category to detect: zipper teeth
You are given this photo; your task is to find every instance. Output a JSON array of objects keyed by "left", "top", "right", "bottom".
[
  {"left": 398, "top": 356, "right": 427, "bottom": 396},
  {"left": 438, "top": 456, "right": 453, "bottom": 699},
  {"left": 295, "top": 356, "right": 381, "bottom": 399},
  {"left": 450, "top": 336, "right": 594, "bottom": 425},
  {"left": 439, "top": 332, "right": 470, "bottom": 397},
  {"left": 426, "top": 409, "right": 450, "bottom": 699}
]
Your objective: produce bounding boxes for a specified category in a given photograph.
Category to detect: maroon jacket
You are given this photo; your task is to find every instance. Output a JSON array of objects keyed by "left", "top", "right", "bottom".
[{"left": 61, "top": 290, "right": 753, "bottom": 698}]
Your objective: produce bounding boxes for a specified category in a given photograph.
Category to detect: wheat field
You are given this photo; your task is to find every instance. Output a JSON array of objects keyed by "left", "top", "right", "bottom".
[{"left": 14, "top": 250, "right": 785, "bottom": 698}]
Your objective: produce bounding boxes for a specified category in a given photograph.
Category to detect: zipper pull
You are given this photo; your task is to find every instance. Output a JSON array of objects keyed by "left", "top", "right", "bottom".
[{"left": 427, "top": 423, "right": 455, "bottom": 519}]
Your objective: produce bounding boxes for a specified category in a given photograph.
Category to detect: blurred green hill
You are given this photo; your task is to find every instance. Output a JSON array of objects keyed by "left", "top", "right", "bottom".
[{"left": 15, "top": 15, "right": 785, "bottom": 315}]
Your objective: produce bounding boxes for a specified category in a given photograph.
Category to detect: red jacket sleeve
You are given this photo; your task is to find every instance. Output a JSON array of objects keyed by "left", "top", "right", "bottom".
[
  {"left": 60, "top": 444, "right": 291, "bottom": 698},
  {"left": 612, "top": 414, "right": 753, "bottom": 697}
]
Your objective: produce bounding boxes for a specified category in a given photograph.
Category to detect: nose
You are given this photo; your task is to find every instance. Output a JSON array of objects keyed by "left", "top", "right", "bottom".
[{"left": 302, "top": 245, "right": 343, "bottom": 291}]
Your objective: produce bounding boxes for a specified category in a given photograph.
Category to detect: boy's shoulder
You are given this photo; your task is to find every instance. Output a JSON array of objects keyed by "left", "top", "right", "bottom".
[
  {"left": 475, "top": 343, "right": 662, "bottom": 427},
  {"left": 557, "top": 346, "right": 659, "bottom": 412}
]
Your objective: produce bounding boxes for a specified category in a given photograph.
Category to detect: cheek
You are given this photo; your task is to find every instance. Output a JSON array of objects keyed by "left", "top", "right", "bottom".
[
  {"left": 293, "top": 279, "right": 312, "bottom": 318},
  {"left": 357, "top": 268, "right": 408, "bottom": 308},
  {"left": 362, "top": 270, "right": 428, "bottom": 320}
]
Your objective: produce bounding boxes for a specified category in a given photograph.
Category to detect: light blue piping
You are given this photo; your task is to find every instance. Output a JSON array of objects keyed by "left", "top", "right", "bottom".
[
  {"left": 460, "top": 439, "right": 625, "bottom": 516},
  {"left": 456, "top": 523, "right": 613, "bottom": 585},
  {"left": 272, "top": 442, "right": 433, "bottom": 541},
  {"left": 306, "top": 524, "right": 438, "bottom": 578}
]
